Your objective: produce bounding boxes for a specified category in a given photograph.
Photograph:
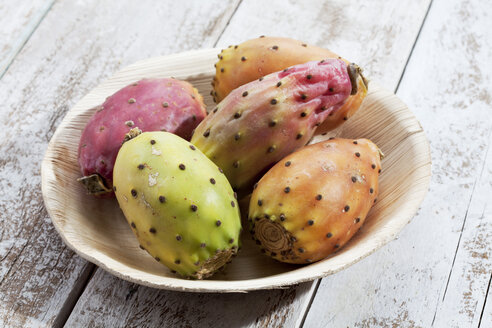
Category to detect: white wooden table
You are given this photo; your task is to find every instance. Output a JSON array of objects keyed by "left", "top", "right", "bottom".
[{"left": 1, "top": 0, "right": 491, "bottom": 327}]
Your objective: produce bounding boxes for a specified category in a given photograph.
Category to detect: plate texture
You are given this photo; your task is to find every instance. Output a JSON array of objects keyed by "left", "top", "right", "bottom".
[{"left": 41, "top": 48, "right": 431, "bottom": 292}]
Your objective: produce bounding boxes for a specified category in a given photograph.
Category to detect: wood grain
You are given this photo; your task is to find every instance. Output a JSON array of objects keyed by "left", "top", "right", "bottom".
[
  {"left": 304, "top": 0, "right": 492, "bottom": 326},
  {"left": 0, "top": 0, "right": 54, "bottom": 77},
  {"left": 0, "top": 0, "right": 240, "bottom": 326},
  {"left": 63, "top": 0, "right": 432, "bottom": 326}
]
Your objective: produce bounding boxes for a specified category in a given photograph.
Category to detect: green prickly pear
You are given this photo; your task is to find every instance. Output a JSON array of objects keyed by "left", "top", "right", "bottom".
[
  {"left": 113, "top": 130, "right": 241, "bottom": 279},
  {"left": 192, "top": 59, "right": 357, "bottom": 194},
  {"left": 248, "top": 138, "right": 382, "bottom": 264}
]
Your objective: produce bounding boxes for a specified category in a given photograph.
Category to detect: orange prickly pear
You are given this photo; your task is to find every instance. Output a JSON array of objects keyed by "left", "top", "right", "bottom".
[
  {"left": 248, "top": 138, "right": 382, "bottom": 264},
  {"left": 212, "top": 36, "right": 368, "bottom": 133},
  {"left": 192, "top": 59, "right": 358, "bottom": 194}
]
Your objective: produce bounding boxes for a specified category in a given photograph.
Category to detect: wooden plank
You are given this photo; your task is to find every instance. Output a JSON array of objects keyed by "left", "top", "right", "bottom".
[
  {"left": 0, "top": 0, "right": 240, "bottom": 327},
  {"left": 0, "top": 0, "right": 54, "bottom": 77},
  {"left": 64, "top": 0, "right": 430, "bottom": 327},
  {"left": 65, "top": 269, "right": 316, "bottom": 327},
  {"left": 304, "top": 0, "right": 492, "bottom": 326}
]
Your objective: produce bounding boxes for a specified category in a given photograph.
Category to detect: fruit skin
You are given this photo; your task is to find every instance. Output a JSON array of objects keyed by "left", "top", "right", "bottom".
[
  {"left": 113, "top": 131, "right": 241, "bottom": 279},
  {"left": 192, "top": 59, "right": 353, "bottom": 194},
  {"left": 213, "top": 36, "right": 368, "bottom": 133},
  {"left": 77, "top": 78, "right": 206, "bottom": 195},
  {"left": 248, "top": 138, "right": 382, "bottom": 264}
]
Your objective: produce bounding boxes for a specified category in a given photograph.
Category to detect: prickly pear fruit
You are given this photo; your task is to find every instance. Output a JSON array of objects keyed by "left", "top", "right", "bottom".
[
  {"left": 248, "top": 138, "right": 382, "bottom": 264},
  {"left": 78, "top": 78, "right": 207, "bottom": 196},
  {"left": 213, "top": 36, "right": 368, "bottom": 133},
  {"left": 192, "top": 59, "right": 355, "bottom": 194},
  {"left": 113, "top": 131, "right": 241, "bottom": 279}
]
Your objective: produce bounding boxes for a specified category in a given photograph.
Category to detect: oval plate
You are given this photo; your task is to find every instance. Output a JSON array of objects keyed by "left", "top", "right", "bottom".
[{"left": 41, "top": 48, "right": 431, "bottom": 292}]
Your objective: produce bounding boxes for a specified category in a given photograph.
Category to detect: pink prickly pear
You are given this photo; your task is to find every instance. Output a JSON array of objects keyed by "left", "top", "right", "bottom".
[
  {"left": 248, "top": 138, "right": 383, "bottom": 264},
  {"left": 78, "top": 78, "right": 206, "bottom": 196},
  {"left": 191, "top": 59, "right": 358, "bottom": 193}
]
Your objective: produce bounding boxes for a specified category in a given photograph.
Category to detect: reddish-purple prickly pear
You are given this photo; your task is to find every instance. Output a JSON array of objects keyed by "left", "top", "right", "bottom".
[
  {"left": 77, "top": 78, "right": 206, "bottom": 196},
  {"left": 248, "top": 138, "right": 382, "bottom": 264},
  {"left": 192, "top": 59, "right": 357, "bottom": 194}
]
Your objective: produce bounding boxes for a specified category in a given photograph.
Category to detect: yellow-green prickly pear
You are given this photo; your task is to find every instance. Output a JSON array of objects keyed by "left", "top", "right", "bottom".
[{"left": 113, "top": 130, "right": 241, "bottom": 279}]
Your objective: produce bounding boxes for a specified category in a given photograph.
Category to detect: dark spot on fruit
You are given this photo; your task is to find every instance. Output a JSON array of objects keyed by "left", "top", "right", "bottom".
[
  {"left": 138, "top": 164, "right": 145, "bottom": 170},
  {"left": 267, "top": 146, "right": 275, "bottom": 153},
  {"left": 234, "top": 192, "right": 237, "bottom": 199},
  {"left": 334, "top": 244, "right": 340, "bottom": 249},
  {"left": 113, "top": 186, "right": 117, "bottom": 192},
  {"left": 220, "top": 68, "right": 224, "bottom": 72},
  {"left": 191, "top": 204, "right": 198, "bottom": 211},
  {"left": 131, "top": 222, "right": 136, "bottom": 229},
  {"left": 131, "top": 189, "right": 137, "bottom": 198},
  {"left": 234, "top": 112, "right": 242, "bottom": 118},
  {"left": 343, "top": 117, "right": 348, "bottom": 120},
  {"left": 159, "top": 196, "right": 166, "bottom": 203},
  {"left": 210, "top": 178, "right": 216, "bottom": 184},
  {"left": 229, "top": 238, "right": 234, "bottom": 244},
  {"left": 139, "top": 245, "right": 144, "bottom": 250},
  {"left": 272, "top": 45, "right": 278, "bottom": 50},
  {"left": 296, "top": 133, "right": 303, "bottom": 139},
  {"left": 200, "top": 243, "right": 206, "bottom": 248},
  {"left": 302, "top": 43, "right": 307, "bottom": 47},
  {"left": 150, "top": 139, "right": 156, "bottom": 145},
  {"left": 316, "top": 194, "right": 322, "bottom": 200},
  {"left": 241, "top": 56, "right": 246, "bottom": 61},
  {"left": 175, "top": 259, "right": 181, "bottom": 264},
  {"left": 378, "top": 169, "right": 382, "bottom": 173},
  {"left": 326, "top": 232, "right": 332, "bottom": 238},
  {"left": 372, "top": 164, "right": 376, "bottom": 169},
  {"left": 176, "top": 235, "right": 182, "bottom": 241},
  {"left": 203, "top": 129, "right": 210, "bottom": 137},
  {"left": 155, "top": 257, "right": 160, "bottom": 262},
  {"left": 301, "top": 94, "right": 307, "bottom": 100},
  {"left": 291, "top": 236, "right": 297, "bottom": 242},
  {"left": 242, "top": 91, "right": 248, "bottom": 97},
  {"left": 259, "top": 77, "right": 264, "bottom": 81},
  {"left": 233, "top": 161, "right": 239, "bottom": 168},
  {"left": 329, "top": 87, "right": 334, "bottom": 92},
  {"left": 149, "top": 227, "right": 156, "bottom": 234},
  {"left": 269, "top": 120, "right": 276, "bottom": 127},
  {"left": 307, "top": 74, "right": 312, "bottom": 80},
  {"left": 171, "top": 270, "right": 176, "bottom": 274},
  {"left": 216, "top": 220, "right": 222, "bottom": 226},
  {"left": 257, "top": 199, "right": 263, "bottom": 206},
  {"left": 231, "top": 201, "right": 235, "bottom": 207},
  {"left": 370, "top": 188, "right": 374, "bottom": 194},
  {"left": 284, "top": 187, "right": 290, "bottom": 193},
  {"left": 277, "top": 81, "right": 282, "bottom": 87},
  {"left": 283, "top": 68, "right": 288, "bottom": 72},
  {"left": 285, "top": 161, "right": 291, "bottom": 167},
  {"left": 179, "top": 164, "right": 186, "bottom": 170},
  {"left": 300, "top": 112, "right": 307, "bottom": 117},
  {"left": 128, "top": 98, "right": 136, "bottom": 104},
  {"left": 234, "top": 133, "right": 240, "bottom": 140},
  {"left": 190, "top": 145, "right": 196, "bottom": 150},
  {"left": 270, "top": 98, "right": 277, "bottom": 105},
  {"left": 355, "top": 152, "right": 361, "bottom": 157},
  {"left": 308, "top": 220, "right": 314, "bottom": 226},
  {"left": 219, "top": 167, "right": 224, "bottom": 173},
  {"left": 355, "top": 217, "right": 360, "bottom": 223},
  {"left": 213, "top": 107, "right": 218, "bottom": 113},
  {"left": 344, "top": 205, "right": 350, "bottom": 212},
  {"left": 352, "top": 176, "right": 357, "bottom": 183},
  {"left": 374, "top": 198, "right": 377, "bottom": 203},
  {"left": 298, "top": 248, "right": 304, "bottom": 253}
]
